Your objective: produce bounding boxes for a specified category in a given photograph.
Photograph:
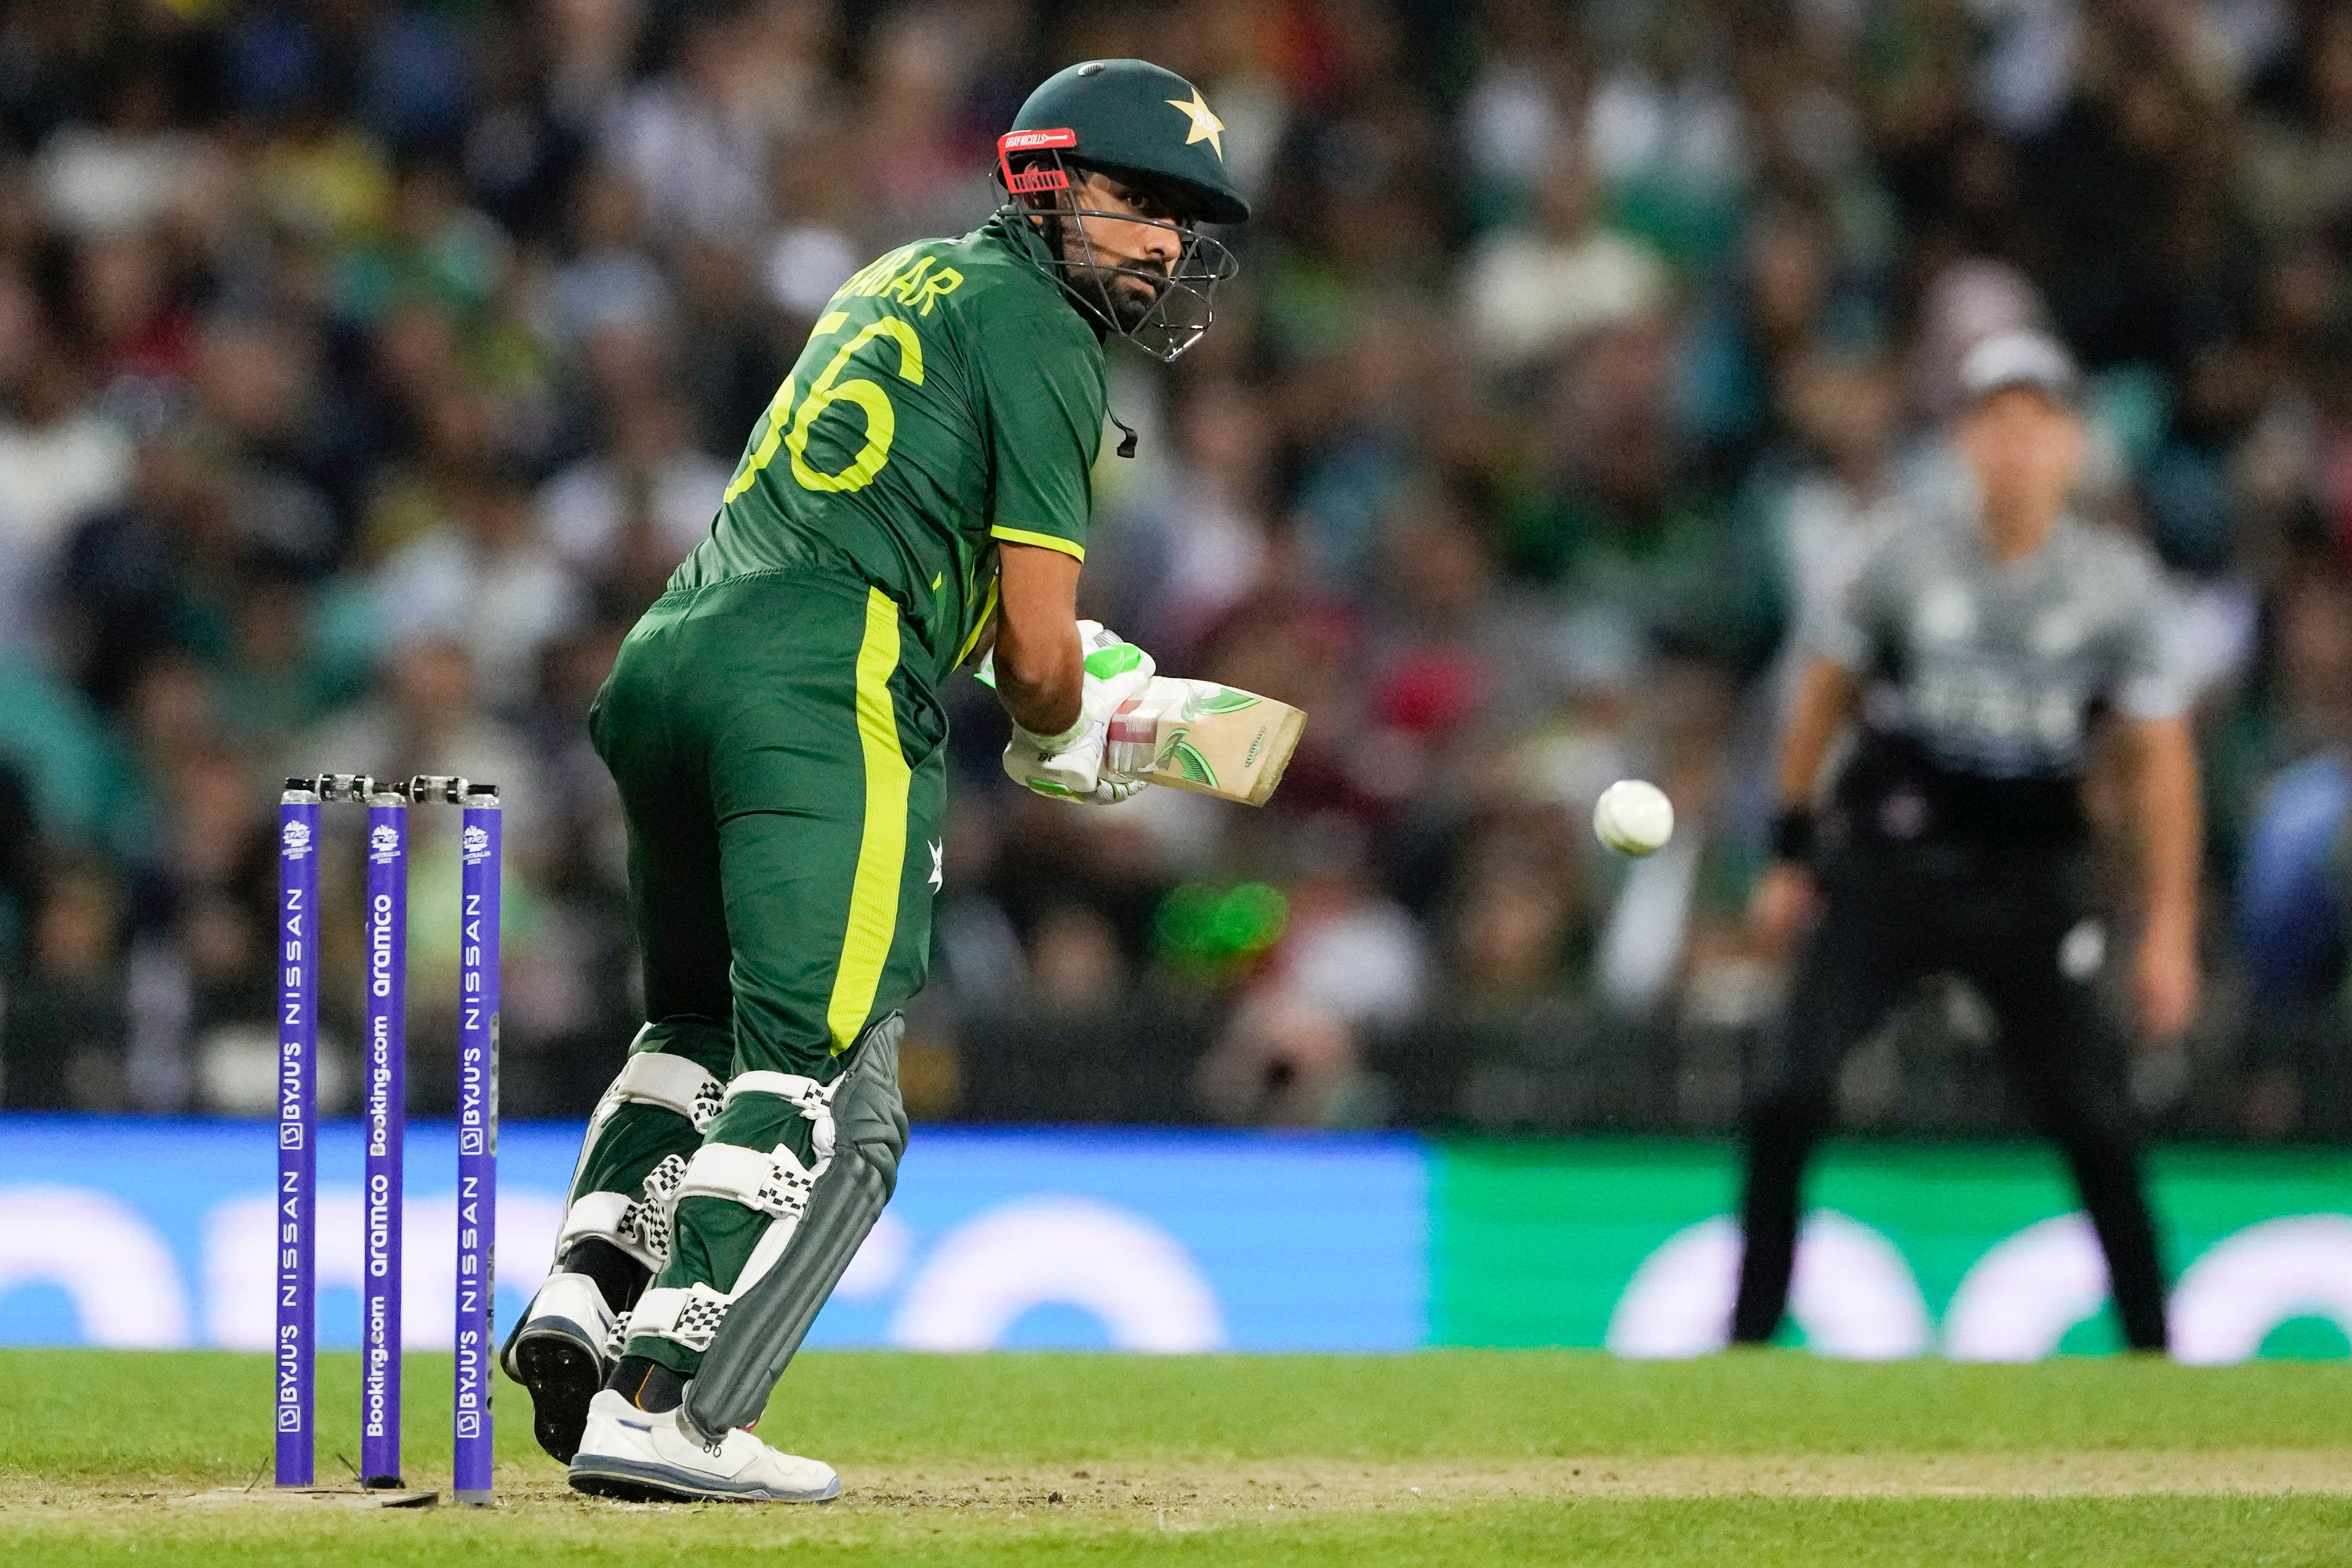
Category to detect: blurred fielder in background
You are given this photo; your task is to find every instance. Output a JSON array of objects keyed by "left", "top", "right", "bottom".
[
  {"left": 1736, "top": 330, "right": 2199, "bottom": 1355},
  {"left": 498, "top": 59, "right": 1247, "bottom": 1501}
]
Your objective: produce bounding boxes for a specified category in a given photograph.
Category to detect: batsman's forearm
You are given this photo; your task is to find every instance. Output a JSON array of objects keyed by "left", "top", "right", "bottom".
[
  {"left": 2132, "top": 715, "right": 2201, "bottom": 931},
  {"left": 993, "top": 539, "right": 1085, "bottom": 737},
  {"left": 1776, "top": 658, "right": 1859, "bottom": 807},
  {"left": 994, "top": 627, "right": 1082, "bottom": 737}
]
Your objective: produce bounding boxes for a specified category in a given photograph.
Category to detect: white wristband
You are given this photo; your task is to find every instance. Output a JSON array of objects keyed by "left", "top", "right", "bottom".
[{"left": 1017, "top": 716, "right": 1089, "bottom": 754}]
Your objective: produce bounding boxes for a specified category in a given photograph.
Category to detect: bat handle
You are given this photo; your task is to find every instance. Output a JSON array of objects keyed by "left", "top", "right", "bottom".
[{"left": 1105, "top": 697, "right": 1157, "bottom": 780}]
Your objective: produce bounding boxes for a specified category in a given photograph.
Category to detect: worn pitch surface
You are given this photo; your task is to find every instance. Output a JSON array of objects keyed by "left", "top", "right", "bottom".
[{"left": 3, "top": 1350, "right": 2348, "bottom": 1564}]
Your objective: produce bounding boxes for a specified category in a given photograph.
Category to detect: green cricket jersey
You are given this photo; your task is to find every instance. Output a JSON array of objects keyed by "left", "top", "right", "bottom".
[{"left": 672, "top": 211, "right": 1108, "bottom": 684}]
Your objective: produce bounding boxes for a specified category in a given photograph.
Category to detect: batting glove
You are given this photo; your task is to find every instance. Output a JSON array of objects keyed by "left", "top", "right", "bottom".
[{"left": 978, "top": 621, "right": 1154, "bottom": 805}]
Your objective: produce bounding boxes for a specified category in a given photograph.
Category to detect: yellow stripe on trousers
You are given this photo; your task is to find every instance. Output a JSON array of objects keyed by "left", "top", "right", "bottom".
[{"left": 826, "top": 587, "right": 912, "bottom": 1054}]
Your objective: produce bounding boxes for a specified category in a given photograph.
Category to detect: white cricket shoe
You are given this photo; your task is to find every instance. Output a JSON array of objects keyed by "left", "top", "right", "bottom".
[
  {"left": 500, "top": 1271, "right": 615, "bottom": 1463},
  {"left": 568, "top": 1389, "right": 841, "bottom": 1503}
]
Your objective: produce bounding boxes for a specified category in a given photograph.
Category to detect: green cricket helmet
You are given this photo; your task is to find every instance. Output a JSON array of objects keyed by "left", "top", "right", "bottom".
[
  {"left": 1003, "top": 58, "right": 1251, "bottom": 224},
  {"left": 996, "top": 59, "right": 1248, "bottom": 363}
]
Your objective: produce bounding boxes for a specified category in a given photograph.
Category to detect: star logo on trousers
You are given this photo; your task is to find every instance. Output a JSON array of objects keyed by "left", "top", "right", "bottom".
[{"left": 928, "top": 840, "right": 944, "bottom": 891}]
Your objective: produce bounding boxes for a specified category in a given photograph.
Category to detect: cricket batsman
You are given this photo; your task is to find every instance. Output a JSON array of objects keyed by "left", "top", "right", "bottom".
[{"left": 499, "top": 60, "right": 1248, "bottom": 1501}]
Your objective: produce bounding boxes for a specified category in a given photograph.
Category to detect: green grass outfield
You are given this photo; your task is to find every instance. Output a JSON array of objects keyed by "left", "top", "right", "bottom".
[{"left": 2, "top": 1350, "right": 2349, "bottom": 1565}]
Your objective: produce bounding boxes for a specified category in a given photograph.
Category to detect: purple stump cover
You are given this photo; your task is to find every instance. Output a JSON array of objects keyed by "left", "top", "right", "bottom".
[
  {"left": 274, "top": 791, "right": 319, "bottom": 1487},
  {"left": 361, "top": 797, "right": 407, "bottom": 1486},
  {"left": 454, "top": 796, "right": 501, "bottom": 1503}
]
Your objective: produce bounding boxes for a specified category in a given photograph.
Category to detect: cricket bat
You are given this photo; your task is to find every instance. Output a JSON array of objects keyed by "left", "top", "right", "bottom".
[{"left": 1103, "top": 678, "right": 1306, "bottom": 806}]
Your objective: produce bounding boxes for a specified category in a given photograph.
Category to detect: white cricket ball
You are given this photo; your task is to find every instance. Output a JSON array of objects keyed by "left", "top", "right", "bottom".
[{"left": 1593, "top": 779, "right": 1675, "bottom": 857}]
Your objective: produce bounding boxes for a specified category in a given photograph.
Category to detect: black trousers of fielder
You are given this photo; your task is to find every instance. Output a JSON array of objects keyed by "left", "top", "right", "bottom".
[{"left": 1731, "top": 845, "right": 2170, "bottom": 1351}]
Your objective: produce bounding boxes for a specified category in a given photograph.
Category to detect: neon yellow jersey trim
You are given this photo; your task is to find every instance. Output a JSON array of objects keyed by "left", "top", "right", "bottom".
[
  {"left": 954, "top": 574, "right": 1001, "bottom": 668},
  {"left": 825, "top": 587, "right": 913, "bottom": 1054},
  {"left": 989, "top": 525, "right": 1085, "bottom": 561}
]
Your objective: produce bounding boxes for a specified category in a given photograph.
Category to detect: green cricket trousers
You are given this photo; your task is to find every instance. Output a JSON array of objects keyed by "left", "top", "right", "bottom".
[{"left": 562, "top": 568, "right": 940, "bottom": 1395}]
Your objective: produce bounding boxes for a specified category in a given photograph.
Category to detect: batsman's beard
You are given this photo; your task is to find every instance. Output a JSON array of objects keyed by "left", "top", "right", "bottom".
[{"left": 1086, "top": 262, "right": 1171, "bottom": 332}]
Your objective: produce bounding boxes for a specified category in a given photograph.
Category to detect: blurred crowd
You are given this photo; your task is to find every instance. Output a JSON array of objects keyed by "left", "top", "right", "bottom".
[{"left": 5, "top": 0, "right": 2352, "bottom": 1139}]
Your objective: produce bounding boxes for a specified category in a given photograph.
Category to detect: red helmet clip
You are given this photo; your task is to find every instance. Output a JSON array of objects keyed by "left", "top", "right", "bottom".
[{"left": 998, "top": 127, "right": 1077, "bottom": 195}]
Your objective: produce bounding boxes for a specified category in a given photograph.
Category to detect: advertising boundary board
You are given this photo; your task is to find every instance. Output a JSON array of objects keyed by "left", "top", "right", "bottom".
[
  {"left": 0, "top": 1119, "right": 2344, "bottom": 1361},
  {"left": 1432, "top": 1139, "right": 2352, "bottom": 1360}
]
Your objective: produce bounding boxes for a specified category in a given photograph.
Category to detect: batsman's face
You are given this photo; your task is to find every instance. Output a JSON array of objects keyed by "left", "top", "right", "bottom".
[
  {"left": 1958, "top": 386, "right": 2087, "bottom": 519},
  {"left": 1059, "top": 171, "right": 1185, "bottom": 330}
]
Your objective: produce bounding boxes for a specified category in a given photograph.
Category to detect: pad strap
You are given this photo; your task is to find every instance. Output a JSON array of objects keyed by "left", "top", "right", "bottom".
[
  {"left": 559, "top": 1151, "right": 690, "bottom": 1270},
  {"left": 617, "top": 1152, "right": 689, "bottom": 1266},
  {"left": 722, "top": 1071, "right": 840, "bottom": 1160},
  {"left": 613, "top": 1052, "right": 726, "bottom": 1132},
  {"left": 677, "top": 1141, "right": 825, "bottom": 1223},
  {"left": 555, "top": 1191, "right": 632, "bottom": 1252},
  {"left": 629, "top": 1284, "right": 732, "bottom": 1353}
]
